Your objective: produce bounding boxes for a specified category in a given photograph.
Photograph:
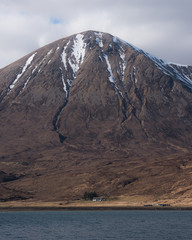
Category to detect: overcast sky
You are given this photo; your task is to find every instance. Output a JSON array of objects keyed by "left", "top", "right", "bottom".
[{"left": 0, "top": 0, "right": 191, "bottom": 68}]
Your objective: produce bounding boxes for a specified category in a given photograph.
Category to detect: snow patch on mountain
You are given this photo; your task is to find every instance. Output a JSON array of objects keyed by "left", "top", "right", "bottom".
[
  {"left": 169, "top": 62, "right": 188, "bottom": 67},
  {"left": 133, "top": 67, "right": 137, "bottom": 84},
  {"left": 95, "top": 32, "right": 103, "bottom": 48},
  {"left": 22, "top": 77, "right": 31, "bottom": 91},
  {"left": 103, "top": 54, "right": 114, "bottom": 84},
  {"left": 103, "top": 54, "right": 123, "bottom": 97},
  {"left": 22, "top": 76, "right": 31, "bottom": 90},
  {"left": 61, "top": 41, "right": 70, "bottom": 70},
  {"left": 47, "top": 49, "right": 53, "bottom": 56},
  {"left": 9, "top": 52, "right": 36, "bottom": 91},
  {"left": 59, "top": 67, "right": 68, "bottom": 96},
  {"left": 169, "top": 64, "right": 192, "bottom": 81},
  {"left": 68, "top": 34, "right": 86, "bottom": 78},
  {"left": 118, "top": 45, "right": 126, "bottom": 82},
  {"left": 18, "top": 49, "right": 54, "bottom": 92},
  {"left": 67, "top": 79, "right": 73, "bottom": 87},
  {"left": 22, "top": 64, "right": 39, "bottom": 91},
  {"left": 32, "top": 65, "right": 38, "bottom": 74},
  {"left": 37, "top": 49, "right": 53, "bottom": 73}
]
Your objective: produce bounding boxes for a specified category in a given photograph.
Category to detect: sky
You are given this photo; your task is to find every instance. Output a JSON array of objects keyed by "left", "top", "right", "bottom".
[{"left": 0, "top": 0, "right": 191, "bottom": 68}]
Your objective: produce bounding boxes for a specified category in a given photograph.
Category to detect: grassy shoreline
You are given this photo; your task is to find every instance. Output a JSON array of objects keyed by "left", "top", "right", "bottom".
[
  {"left": 1, "top": 202, "right": 192, "bottom": 211},
  {"left": 1, "top": 196, "right": 192, "bottom": 211}
]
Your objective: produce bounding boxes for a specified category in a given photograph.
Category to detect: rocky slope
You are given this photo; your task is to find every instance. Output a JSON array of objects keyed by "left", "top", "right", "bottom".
[{"left": 0, "top": 31, "right": 192, "bottom": 203}]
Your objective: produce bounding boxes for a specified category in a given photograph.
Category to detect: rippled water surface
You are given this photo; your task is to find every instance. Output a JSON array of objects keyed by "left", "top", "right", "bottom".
[{"left": 0, "top": 210, "right": 192, "bottom": 239}]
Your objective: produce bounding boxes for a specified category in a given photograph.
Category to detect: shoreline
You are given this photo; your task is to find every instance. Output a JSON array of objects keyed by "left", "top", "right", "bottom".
[
  {"left": 1, "top": 206, "right": 192, "bottom": 212},
  {"left": 1, "top": 197, "right": 192, "bottom": 212}
]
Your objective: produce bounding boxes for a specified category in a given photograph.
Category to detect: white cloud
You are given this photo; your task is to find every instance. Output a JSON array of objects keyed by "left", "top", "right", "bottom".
[{"left": 0, "top": 0, "right": 191, "bottom": 68}]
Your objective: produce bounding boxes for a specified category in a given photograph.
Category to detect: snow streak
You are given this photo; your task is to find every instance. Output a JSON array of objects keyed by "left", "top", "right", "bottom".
[
  {"left": 133, "top": 66, "right": 137, "bottom": 84},
  {"left": 103, "top": 54, "right": 123, "bottom": 97},
  {"left": 22, "top": 77, "right": 31, "bottom": 90},
  {"left": 68, "top": 34, "right": 86, "bottom": 77},
  {"left": 37, "top": 49, "right": 53, "bottom": 73},
  {"left": 95, "top": 32, "right": 103, "bottom": 48},
  {"left": 9, "top": 53, "right": 36, "bottom": 91},
  {"left": 59, "top": 67, "right": 68, "bottom": 97},
  {"left": 118, "top": 45, "right": 126, "bottom": 82},
  {"left": 103, "top": 54, "right": 114, "bottom": 83},
  {"left": 61, "top": 41, "right": 70, "bottom": 70}
]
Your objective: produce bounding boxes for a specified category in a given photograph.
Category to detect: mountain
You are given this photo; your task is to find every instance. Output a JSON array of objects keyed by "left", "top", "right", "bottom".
[{"left": 0, "top": 31, "right": 192, "bottom": 205}]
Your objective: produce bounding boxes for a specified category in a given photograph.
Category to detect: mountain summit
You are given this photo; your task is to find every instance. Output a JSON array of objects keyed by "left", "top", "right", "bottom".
[{"left": 0, "top": 31, "right": 192, "bottom": 204}]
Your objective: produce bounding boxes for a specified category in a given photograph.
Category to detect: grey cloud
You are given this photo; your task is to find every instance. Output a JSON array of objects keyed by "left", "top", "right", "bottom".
[{"left": 0, "top": 0, "right": 191, "bottom": 68}]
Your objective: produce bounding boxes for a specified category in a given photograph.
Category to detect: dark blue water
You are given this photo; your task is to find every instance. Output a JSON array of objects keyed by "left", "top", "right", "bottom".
[{"left": 0, "top": 210, "right": 192, "bottom": 240}]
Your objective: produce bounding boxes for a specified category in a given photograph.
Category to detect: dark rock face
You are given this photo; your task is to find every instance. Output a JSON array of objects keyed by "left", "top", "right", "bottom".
[
  {"left": 0, "top": 31, "right": 192, "bottom": 202},
  {"left": 0, "top": 171, "right": 23, "bottom": 183}
]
